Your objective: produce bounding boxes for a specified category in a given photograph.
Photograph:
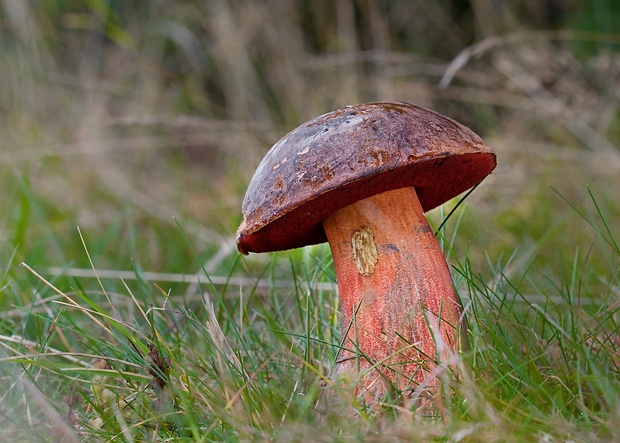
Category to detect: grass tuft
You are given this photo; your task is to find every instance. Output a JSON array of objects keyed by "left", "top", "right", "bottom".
[{"left": 0, "top": 188, "right": 618, "bottom": 440}]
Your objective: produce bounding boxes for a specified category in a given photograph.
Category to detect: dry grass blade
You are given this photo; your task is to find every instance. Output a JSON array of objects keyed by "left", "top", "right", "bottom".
[
  {"left": 203, "top": 297, "right": 252, "bottom": 402},
  {"left": 20, "top": 263, "right": 142, "bottom": 338},
  {"left": 18, "top": 377, "right": 80, "bottom": 443},
  {"left": 0, "top": 334, "right": 90, "bottom": 367},
  {"left": 39, "top": 266, "right": 335, "bottom": 292}
]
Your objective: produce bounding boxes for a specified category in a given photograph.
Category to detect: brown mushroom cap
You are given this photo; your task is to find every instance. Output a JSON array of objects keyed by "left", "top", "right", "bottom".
[{"left": 237, "top": 101, "right": 496, "bottom": 254}]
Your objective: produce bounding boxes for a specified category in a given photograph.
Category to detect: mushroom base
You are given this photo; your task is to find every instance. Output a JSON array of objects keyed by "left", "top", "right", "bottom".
[{"left": 323, "top": 187, "right": 461, "bottom": 399}]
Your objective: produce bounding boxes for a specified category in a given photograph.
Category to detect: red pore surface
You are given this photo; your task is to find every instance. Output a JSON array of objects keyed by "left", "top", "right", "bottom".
[{"left": 237, "top": 102, "right": 496, "bottom": 254}]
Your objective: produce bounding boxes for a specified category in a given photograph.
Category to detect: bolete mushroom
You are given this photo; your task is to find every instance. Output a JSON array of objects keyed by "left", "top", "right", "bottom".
[{"left": 236, "top": 102, "right": 496, "bottom": 397}]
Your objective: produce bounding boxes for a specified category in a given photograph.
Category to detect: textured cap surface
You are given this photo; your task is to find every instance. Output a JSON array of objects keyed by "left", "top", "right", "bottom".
[{"left": 237, "top": 101, "right": 496, "bottom": 254}]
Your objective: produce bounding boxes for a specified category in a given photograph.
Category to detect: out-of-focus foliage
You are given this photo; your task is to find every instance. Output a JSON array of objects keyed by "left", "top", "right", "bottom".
[
  {"left": 6, "top": 0, "right": 617, "bottom": 125},
  {"left": 1, "top": 0, "right": 619, "bottom": 278}
]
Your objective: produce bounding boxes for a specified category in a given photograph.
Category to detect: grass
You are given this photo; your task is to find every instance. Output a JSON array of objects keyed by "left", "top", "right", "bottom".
[
  {"left": 1, "top": 1, "right": 620, "bottom": 441},
  {"left": 1, "top": 186, "right": 619, "bottom": 441}
]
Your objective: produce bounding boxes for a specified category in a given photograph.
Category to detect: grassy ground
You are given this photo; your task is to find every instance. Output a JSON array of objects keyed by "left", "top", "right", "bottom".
[{"left": 1, "top": 1, "right": 620, "bottom": 441}]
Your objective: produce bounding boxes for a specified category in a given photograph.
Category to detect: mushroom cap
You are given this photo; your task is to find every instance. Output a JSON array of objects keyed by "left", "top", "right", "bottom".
[{"left": 237, "top": 101, "right": 496, "bottom": 254}]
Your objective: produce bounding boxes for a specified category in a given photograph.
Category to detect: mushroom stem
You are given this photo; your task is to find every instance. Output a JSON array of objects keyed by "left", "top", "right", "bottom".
[{"left": 322, "top": 186, "right": 461, "bottom": 395}]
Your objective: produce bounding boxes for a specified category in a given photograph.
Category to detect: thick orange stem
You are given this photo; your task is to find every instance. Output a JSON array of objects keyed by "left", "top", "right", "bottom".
[{"left": 322, "top": 187, "right": 461, "bottom": 395}]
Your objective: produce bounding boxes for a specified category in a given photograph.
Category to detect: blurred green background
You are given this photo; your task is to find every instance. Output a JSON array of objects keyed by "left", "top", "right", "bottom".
[{"left": 1, "top": 0, "right": 619, "bottom": 293}]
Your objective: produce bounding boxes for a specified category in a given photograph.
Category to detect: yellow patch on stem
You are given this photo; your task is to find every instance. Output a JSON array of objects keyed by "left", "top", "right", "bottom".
[{"left": 351, "top": 226, "right": 378, "bottom": 276}]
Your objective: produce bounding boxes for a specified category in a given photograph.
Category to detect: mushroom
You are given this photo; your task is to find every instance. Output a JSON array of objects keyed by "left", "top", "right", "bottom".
[{"left": 236, "top": 102, "right": 496, "bottom": 397}]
